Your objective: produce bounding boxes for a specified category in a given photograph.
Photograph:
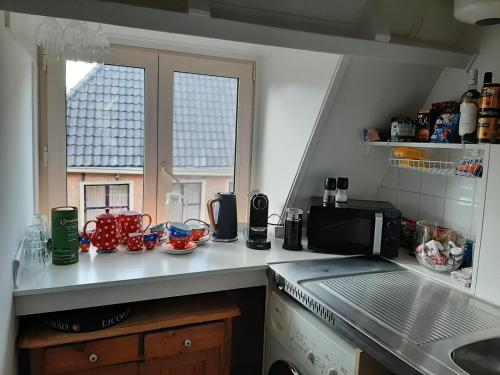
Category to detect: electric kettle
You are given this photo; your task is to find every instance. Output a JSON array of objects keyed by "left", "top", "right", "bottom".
[{"left": 207, "top": 192, "right": 238, "bottom": 242}]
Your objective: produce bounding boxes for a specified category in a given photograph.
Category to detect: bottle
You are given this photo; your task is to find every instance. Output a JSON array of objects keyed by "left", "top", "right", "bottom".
[
  {"left": 477, "top": 114, "right": 499, "bottom": 143},
  {"left": 478, "top": 72, "right": 500, "bottom": 143},
  {"left": 479, "top": 72, "right": 500, "bottom": 114},
  {"left": 459, "top": 69, "right": 480, "bottom": 143},
  {"left": 322, "top": 177, "right": 336, "bottom": 205},
  {"left": 336, "top": 177, "right": 349, "bottom": 203},
  {"left": 165, "top": 191, "right": 185, "bottom": 222}
]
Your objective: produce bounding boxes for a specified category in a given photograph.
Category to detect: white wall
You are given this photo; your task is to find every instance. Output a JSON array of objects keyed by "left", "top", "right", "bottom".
[
  {"left": 251, "top": 50, "right": 339, "bottom": 216},
  {"left": 423, "top": 25, "right": 500, "bottom": 306},
  {"left": 0, "top": 11, "right": 35, "bottom": 374},
  {"left": 290, "top": 56, "right": 442, "bottom": 212},
  {"left": 378, "top": 164, "right": 481, "bottom": 240}
]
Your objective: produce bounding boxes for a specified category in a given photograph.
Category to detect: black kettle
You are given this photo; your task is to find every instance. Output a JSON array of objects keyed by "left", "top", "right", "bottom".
[{"left": 207, "top": 192, "right": 238, "bottom": 242}]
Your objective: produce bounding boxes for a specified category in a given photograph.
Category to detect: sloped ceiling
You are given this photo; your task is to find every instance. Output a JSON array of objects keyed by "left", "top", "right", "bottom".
[
  {"left": 286, "top": 56, "right": 443, "bottom": 214},
  {"left": 212, "top": 0, "right": 477, "bottom": 49}
]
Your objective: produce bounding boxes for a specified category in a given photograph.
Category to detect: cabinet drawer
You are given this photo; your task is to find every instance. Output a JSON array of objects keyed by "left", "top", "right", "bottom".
[
  {"left": 144, "top": 322, "right": 225, "bottom": 359},
  {"left": 43, "top": 335, "right": 139, "bottom": 374}
]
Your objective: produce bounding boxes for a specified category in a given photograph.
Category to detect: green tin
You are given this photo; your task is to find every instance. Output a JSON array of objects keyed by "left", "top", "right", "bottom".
[{"left": 51, "top": 206, "right": 79, "bottom": 265}]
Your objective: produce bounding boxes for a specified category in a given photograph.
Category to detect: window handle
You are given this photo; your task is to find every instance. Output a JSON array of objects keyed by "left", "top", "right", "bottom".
[{"left": 161, "top": 162, "right": 179, "bottom": 182}]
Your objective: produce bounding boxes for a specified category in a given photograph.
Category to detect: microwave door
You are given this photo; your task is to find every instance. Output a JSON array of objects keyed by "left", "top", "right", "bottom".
[
  {"left": 373, "top": 212, "right": 383, "bottom": 255},
  {"left": 321, "top": 218, "right": 360, "bottom": 231},
  {"left": 317, "top": 215, "right": 373, "bottom": 254}
]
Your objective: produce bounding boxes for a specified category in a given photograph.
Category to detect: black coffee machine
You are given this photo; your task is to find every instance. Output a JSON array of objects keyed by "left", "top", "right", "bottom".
[{"left": 245, "top": 193, "right": 271, "bottom": 250}]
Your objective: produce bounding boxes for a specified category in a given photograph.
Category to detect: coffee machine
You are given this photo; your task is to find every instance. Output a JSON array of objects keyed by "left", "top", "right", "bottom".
[{"left": 245, "top": 192, "right": 271, "bottom": 250}]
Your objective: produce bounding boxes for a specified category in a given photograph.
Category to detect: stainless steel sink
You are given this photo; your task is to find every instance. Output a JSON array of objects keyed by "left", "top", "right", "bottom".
[
  {"left": 452, "top": 337, "right": 500, "bottom": 375},
  {"left": 270, "top": 257, "right": 500, "bottom": 374}
]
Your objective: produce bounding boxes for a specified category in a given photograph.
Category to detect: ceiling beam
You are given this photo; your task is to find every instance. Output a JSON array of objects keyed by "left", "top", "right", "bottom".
[
  {"left": 188, "top": 0, "right": 210, "bottom": 17},
  {"left": 0, "top": 0, "right": 473, "bottom": 68},
  {"left": 358, "top": 0, "right": 391, "bottom": 42}
]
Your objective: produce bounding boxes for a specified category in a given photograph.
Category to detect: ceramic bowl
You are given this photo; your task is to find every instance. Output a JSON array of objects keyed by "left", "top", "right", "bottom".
[{"left": 167, "top": 222, "right": 191, "bottom": 237}]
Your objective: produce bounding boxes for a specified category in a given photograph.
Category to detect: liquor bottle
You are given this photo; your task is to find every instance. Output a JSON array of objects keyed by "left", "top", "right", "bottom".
[{"left": 459, "top": 69, "right": 480, "bottom": 143}]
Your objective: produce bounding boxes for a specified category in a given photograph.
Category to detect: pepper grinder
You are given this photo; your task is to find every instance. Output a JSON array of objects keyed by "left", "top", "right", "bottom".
[
  {"left": 336, "top": 177, "right": 349, "bottom": 203},
  {"left": 322, "top": 177, "right": 336, "bottom": 205}
]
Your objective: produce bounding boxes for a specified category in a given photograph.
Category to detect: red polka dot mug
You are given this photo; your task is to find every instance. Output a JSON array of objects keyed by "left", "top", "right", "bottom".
[
  {"left": 83, "top": 209, "right": 121, "bottom": 252},
  {"left": 168, "top": 233, "right": 192, "bottom": 249},
  {"left": 118, "top": 211, "right": 152, "bottom": 244},
  {"left": 127, "top": 232, "right": 144, "bottom": 252}
]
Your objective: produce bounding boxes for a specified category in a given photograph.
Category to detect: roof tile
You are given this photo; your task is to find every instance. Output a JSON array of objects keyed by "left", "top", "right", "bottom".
[{"left": 67, "top": 66, "right": 236, "bottom": 170}]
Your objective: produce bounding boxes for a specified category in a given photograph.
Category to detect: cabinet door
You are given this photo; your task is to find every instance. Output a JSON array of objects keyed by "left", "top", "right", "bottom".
[
  {"left": 142, "top": 348, "right": 220, "bottom": 375},
  {"left": 476, "top": 145, "right": 500, "bottom": 305}
]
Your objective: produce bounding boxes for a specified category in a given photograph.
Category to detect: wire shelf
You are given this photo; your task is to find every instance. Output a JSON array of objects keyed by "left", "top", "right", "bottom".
[{"left": 389, "top": 158, "right": 458, "bottom": 175}]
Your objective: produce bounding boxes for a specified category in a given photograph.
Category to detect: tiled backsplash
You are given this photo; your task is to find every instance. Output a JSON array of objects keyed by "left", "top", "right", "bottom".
[{"left": 378, "top": 168, "right": 482, "bottom": 239}]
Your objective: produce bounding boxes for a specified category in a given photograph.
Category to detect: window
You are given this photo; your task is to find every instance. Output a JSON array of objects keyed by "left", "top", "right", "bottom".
[
  {"left": 66, "top": 61, "right": 145, "bottom": 223},
  {"left": 82, "top": 182, "right": 131, "bottom": 223},
  {"left": 157, "top": 52, "right": 254, "bottom": 222},
  {"left": 40, "top": 46, "right": 254, "bottom": 226}
]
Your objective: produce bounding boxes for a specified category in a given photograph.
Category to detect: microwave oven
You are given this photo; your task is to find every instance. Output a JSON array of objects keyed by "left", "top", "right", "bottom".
[{"left": 307, "top": 197, "right": 401, "bottom": 258}]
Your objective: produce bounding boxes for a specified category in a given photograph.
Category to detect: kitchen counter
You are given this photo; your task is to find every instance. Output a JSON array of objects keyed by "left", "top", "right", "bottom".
[{"left": 14, "top": 235, "right": 341, "bottom": 316}]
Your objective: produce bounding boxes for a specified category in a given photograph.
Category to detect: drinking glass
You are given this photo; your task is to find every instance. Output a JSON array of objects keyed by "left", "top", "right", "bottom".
[
  {"left": 87, "top": 25, "right": 110, "bottom": 63},
  {"left": 25, "top": 224, "right": 51, "bottom": 266},
  {"left": 165, "top": 192, "right": 185, "bottom": 223},
  {"left": 36, "top": 18, "right": 63, "bottom": 60},
  {"left": 63, "top": 20, "right": 89, "bottom": 61},
  {"left": 32, "top": 214, "right": 48, "bottom": 228}
]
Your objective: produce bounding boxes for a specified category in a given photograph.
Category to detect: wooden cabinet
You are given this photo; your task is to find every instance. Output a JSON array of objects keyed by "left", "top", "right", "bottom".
[{"left": 18, "top": 295, "right": 240, "bottom": 375}]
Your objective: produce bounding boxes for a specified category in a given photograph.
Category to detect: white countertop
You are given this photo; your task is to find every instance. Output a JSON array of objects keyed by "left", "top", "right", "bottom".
[{"left": 14, "top": 235, "right": 342, "bottom": 316}]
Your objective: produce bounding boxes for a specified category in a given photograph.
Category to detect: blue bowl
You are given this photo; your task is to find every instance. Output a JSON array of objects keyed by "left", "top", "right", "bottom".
[
  {"left": 79, "top": 236, "right": 91, "bottom": 244},
  {"left": 167, "top": 222, "right": 191, "bottom": 237},
  {"left": 144, "top": 232, "right": 159, "bottom": 242},
  {"left": 150, "top": 223, "right": 165, "bottom": 232}
]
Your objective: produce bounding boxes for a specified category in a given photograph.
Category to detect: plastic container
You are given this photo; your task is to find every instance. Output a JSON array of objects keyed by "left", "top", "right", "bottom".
[
  {"left": 415, "top": 220, "right": 465, "bottom": 273},
  {"left": 165, "top": 192, "right": 185, "bottom": 222}
]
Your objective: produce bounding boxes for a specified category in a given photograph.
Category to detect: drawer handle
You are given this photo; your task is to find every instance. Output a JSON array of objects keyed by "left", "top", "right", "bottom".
[
  {"left": 184, "top": 339, "right": 192, "bottom": 348},
  {"left": 89, "top": 353, "right": 98, "bottom": 363}
]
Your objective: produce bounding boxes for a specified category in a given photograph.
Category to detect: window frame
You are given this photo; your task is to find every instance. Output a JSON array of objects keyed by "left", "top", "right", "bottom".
[
  {"left": 41, "top": 45, "right": 158, "bottom": 222},
  {"left": 157, "top": 51, "right": 254, "bottom": 222},
  {"left": 79, "top": 180, "right": 134, "bottom": 226},
  {"left": 39, "top": 44, "right": 255, "bottom": 225}
]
